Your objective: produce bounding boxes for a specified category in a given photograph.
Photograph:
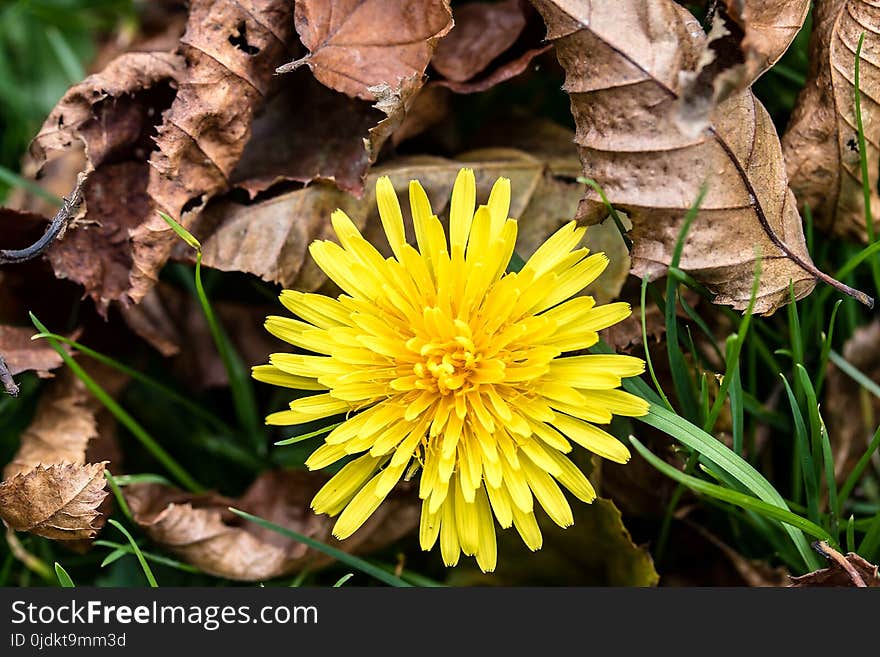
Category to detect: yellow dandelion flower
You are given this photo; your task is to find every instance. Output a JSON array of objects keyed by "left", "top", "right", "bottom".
[{"left": 255, "top": 169, "right": 648, "bottom": 572}]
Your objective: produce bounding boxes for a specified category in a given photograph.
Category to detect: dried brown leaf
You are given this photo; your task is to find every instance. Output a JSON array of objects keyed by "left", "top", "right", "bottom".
[
  {"left": 782, "top": 0, "right": 880, "bottom": 240},
  {"left": 128, "top": 0, "right": 298, "bottom": 305},
  {"left": 0, "top": 326, "right": 66, "bottom": 378},
  {"left": 125, "top": 470, "right": 419, "bottom": 581},
  {"left": 196, "top": 134, "right": 630, "bottom": 303},
  {"left": 28, "top": 52, "right": 182, "bottom": 312},
  {"left": 281, "top": 0, "right": 453, "bottom": 101},
  {"left": 231, "top": 70, "right": 382, "bottom": 197},
  {"left": 678, "top": 1, "right": 810, "bottom": 130},
  {"left": 0, "top": 462, "right": 108, "bottom": 540},
  {"left": 432, "top": 0, "right": 550, "bottom": 94},
  {"left": 531, "top": 0, "right": 826, "bottom": 314},
  {"left": 2, "top": 372, "right": 99, "bottom": 481},
  {"left": 433, "top": 0, "right": 528, "bottom": 82}
]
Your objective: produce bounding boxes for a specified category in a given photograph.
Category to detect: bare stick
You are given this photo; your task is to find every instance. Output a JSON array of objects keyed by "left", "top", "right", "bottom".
[
  {"left": 814, "top": 541, "right": 867, "bottom": 587},
  {"left": 0, "top": 171, "right": 88, "bottom": 266}
]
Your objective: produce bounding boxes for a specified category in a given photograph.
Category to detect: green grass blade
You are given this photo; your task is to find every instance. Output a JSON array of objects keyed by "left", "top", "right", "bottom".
[
  {"left": 839, "top": 426, "right": 880, "bottom": 508},
  {"left": 107, "top": 520, "right": 158, "bottom": 587},
  {"left": 274, "top": 422, "right": 342, "bottom": 446},
  {"left": 847, "top": 515, "right": 856, "bottom": 554},
  {"left": 853, "top": 31, "right": 880, "bottom": 294},
  {"left": 829, "top": 350, "right": 880, "bottom": 398},
  {"left": 819, "top": 418, "right": 840, "bottom": 540},
  {"left": 578, "top": 177, "right": 633, "bottom": 251},
  {"left": 54, "top": 562, "right": 75, "bottom": 588},
  {"left": 631, "top": 438, "right": 833, "bottom": 543},
  {"left": 633, "top": 400, "right": 822, "bottom": 569},
  {"left": 333, "top": 573, "right": 354, "bottom": 587},
  {"left": 780, "top": 374, "right": 819, "bottom": 522},
  {"left": 31, "top": 331, "right": 229, "bottom": 432},
  {"left": 157, "top": 212, "right": 262, "bottom": 449},
  {"left": 640, "top": 276, "right": 673, "bottom": 411},
  {"left": 858, "top": 512, "right": 880, "bottom": 561},
  {"left": 30, "top": 314, "right": 204, "bottom": 493},
  {"left": 45, "top": 25, "right": 85, "bottom": 83},
  {"left": 0, "top": 165, "right": 62, "bottom": 205},
  {"left": 228, "top": 507, "right": 411, "bottom": 587},
  {"left": 94, "top": 540, "right": 203, "bottom": 575},
  {"left": 815, "top": 299, "right": 842, "bottom": 396},
  {"left": 104, "top": 470, "right": 133, "bottom": 522},
  {"left": 794, "top": 365, "right": 823, "bottom": 483}
]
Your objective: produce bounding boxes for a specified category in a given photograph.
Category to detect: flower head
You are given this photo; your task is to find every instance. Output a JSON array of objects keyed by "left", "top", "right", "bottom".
[{"left": 255, "top": 169, "right": 648, "bottom": 571}]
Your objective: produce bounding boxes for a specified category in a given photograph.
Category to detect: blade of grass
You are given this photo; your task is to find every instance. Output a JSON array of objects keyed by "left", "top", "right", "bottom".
[
  {"left": 728, "top": 337, "right": 744, "bottom": 456},
  {"left": 107, "top": 519, "right": 158, "bottom": 587},
  {"left": 794, "top": 365, "right": 823, "bottom": 483},
  {"left": 819, "top": 417, "right": 840, "bottom": 541},
  {"left": 781, "top": 374, "right": 818, "bottom": 521},
  {"left": 829, "top": 350, "right": 880, "bottom": 399},
  {"left": 54, "top": 562, "right": 75, "bottom": 588},
  {"left": 31, "top": 314, "right": 204, "bottom": 493},
  {"left": 0, "top": 165, "right": 63, "bottom": 205},
  {"left": 333, "top": 573, "right": 354, "bottom": 587},
  {"left": 578, "top": 177, "right": 633, "bottom": 251},
  {"left": 228, "top": 507, "right": 411, "bottom": 587},
  {"left": 31, "top": 331, "right": 229, "bottom": 433},
  {"left": 815, "top": 299, "right": 842, "bottom": 396},
  {"left": 665, "top": 188, "right": 707, "bottom": 423},
  {"left": 94, "top": 540, "right": 202, "bottom": 575},
  {"left": 104, "top": 470, "right": 133, "bottom": 522},
  {"left": 274, "top": 422, "right": 342, "bottom": 446},
  {"left": 158, "top": 212, "right": 263, "bottom": 453},
  {"left": 631, "top": 437, "right": 834, "bottom": 543},
  {"left": 632, "top": 400, "right": 822, "bottom": 569},
  {"left": 847, "top": 515, "right": 856, "bottom": 554},
  {"left": 640, "top": 276, "right": 673, "bottom": 411},
  {"left": 110, "top": 474, "right": 175, "bottom": 487},
  {"left": 839, "top": 426, "right": 880, "bottom": 508},
  {"left": 45, "top": 25, "right": 85, "bottom": 83},
  {"left": 853, "top": 32, "right": 880, "bottom": 294},
  {"left": 858, "top": 511, "right": 880, "bottom": 561}
]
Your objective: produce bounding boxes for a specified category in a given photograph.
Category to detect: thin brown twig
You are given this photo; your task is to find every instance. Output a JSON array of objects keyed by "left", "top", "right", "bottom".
[
  {"left": 813, "top": 540, "right": 867, "bottom": 587},
  {"left": 0, "top": 354, "right": 19, "bottom": 397},
  {"left": 0, "top": 171, "right": 88, "bottom": 266}
]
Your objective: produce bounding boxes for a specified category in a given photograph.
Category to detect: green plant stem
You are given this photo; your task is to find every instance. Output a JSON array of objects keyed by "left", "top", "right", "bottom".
[
  {"left": 31, "top": 314, "right": 204, "bottom": 493},
  {"left": 108, "top": 520, "right": 158, "bottom": 587},
  {"left": 228, "top": 508, "right": 411, "bottom": 587},
  {"left": 31, "top": 332, "right": 228, "bottom": 433},
  {"left": 853, "top": 32, "right": 880, "bottom": 295}
]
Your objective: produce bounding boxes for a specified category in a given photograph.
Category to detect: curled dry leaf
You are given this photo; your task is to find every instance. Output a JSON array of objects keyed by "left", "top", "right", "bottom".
[
  {"left": 195, "top": 130, "right": 630, "bottom": 304},
  {"left": 28, "top": 52, "right": 183, "bottom": 313},
  {"left": 0, "top": 326, "right": 68, "bottom": 379},
  {"left": 432, "top": 0, "right": 550, "bottom": 94},
  {"left": 129, "top": 0, "right": 298, "bottom": 305},
  {"left": 124, "top": 470, "right": 419, "bottom": 581},
  {"left": 782, "top": 0, "right": 880, "bottom": 240},
  {"left": 531, "top": 0, "right": 826, "bottom": 314},
  {"left": 280, "top": 0, "right": 453, "bottom": 101},
  {"left": 0, "top": 462, "right": 108, "bottom": 540},
  {"left": 825, "top": 320, "right": 880, "bottom": 484},
  {"left": 0, "top": 367, "right": 125, "bottom": 540},
  {"left": 678, "top": 0, "right": 810, "bottom": 131},
  {"left": 231, "top": 70, "right": 383, "bottom": 197}
]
